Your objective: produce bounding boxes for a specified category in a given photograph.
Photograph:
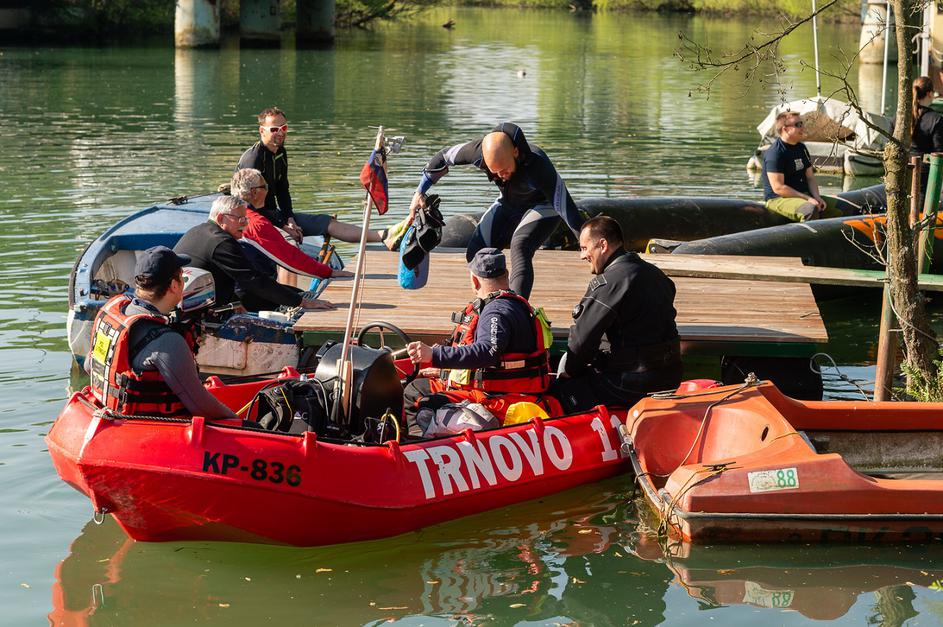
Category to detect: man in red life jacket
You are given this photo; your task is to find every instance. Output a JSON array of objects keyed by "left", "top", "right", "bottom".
[
  {"left": 86, "top": 246, "right": 237, "bottom": 419},
  {"left": 403, "top": 248, "right": 556, "bottom": 436}
]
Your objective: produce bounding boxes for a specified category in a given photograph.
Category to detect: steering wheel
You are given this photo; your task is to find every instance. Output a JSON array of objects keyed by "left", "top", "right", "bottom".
[{"left": 355, "top": 321, "right": 419, "bottom": 384}]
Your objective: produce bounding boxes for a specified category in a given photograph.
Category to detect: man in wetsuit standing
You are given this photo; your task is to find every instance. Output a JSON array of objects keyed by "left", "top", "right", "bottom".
[
  {"left": 551, "top": 216, "right": 682, "bottom": 412},
  {"left": 407, "top": 122, "right": 583, "bottom": 299}
]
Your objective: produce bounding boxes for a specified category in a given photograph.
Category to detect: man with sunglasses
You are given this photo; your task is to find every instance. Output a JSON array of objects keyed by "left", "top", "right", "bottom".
[
  {"left": 175, "top": 196, "right": 333, "bottom": 312},
  {"left": 237, "top": 106, "right": 408, "bottom": 249},
  {"left": 762, "top": 111, "right": 839, "bottom": 222}
]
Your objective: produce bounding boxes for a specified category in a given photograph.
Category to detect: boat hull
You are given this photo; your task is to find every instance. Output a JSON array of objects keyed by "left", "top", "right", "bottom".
[
  {"left": 624, "top": 381, "right": 943, "bottom": 543},
  {"left": 47, "top": 380, "right": 630, "bottom": 546}
]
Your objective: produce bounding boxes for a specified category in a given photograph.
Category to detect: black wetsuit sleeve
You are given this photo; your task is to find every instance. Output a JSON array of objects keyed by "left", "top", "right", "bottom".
[
  {"left": 275, "top": 151, "right": 293, "bottom": 219},
  {"left": 212, "top": 238, "right": 304, "bottom": 307},
  {"left": 564, "top": 283, "right": 623, "bottom": 377},
  {"left": 417, "top": 139, "right": 485, "bottom": 194},
  {"left": 529, "top": 152, "right": 583, "bottom": 233}
]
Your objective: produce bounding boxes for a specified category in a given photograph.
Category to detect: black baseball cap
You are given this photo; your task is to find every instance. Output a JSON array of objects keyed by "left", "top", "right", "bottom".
[
  {"left": 468, "top": 247, "right": 507, "bottom": 278},
  {"left": 135, "top": 246, "right": 191, "bottom": 283}
]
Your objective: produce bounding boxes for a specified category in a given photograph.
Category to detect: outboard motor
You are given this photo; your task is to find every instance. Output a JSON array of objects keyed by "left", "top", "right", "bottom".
[{"left": 313, "top": 341, "right": 404, "bottom": 437}]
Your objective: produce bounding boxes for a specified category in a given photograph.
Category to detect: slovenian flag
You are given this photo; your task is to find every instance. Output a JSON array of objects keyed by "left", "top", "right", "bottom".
[{"left": 359, "top": 148, "right": 388, "bottom": 215}]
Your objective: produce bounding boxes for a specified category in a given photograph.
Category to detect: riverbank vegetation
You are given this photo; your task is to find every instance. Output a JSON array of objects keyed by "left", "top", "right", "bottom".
[{"left": 27, "top": 0, "right": 863, "bottom": 40}]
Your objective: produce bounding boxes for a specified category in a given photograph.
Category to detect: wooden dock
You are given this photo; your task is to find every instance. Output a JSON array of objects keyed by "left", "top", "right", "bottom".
[{"left": 294, "top": 251, "right": 827, "bottom": 356}]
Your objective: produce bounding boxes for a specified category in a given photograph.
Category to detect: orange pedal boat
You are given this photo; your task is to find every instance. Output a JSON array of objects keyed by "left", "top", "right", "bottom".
[{"left": 623, "top": 379, "right": 943, "bottom": 543}]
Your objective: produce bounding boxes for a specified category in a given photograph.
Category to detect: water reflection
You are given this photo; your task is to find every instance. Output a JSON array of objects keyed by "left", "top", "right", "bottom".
[
  {"left": 49, "top": 479, "right": 673, "bottom": 626},
  {"left": 629, "top": 530, "right": 943, "bottom": 622}
]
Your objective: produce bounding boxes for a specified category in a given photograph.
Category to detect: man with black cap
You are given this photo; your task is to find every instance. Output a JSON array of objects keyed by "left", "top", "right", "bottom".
[
  {"left": 406, "top": 122, "right": 583, "bottom": 299},
  {"left": 86, "top": 246, "right": 237, "bottom": 420},
  {"left": 551, "top": 216, "right": 682, "bottom": 412},
  {"left": 402, "top": 248, "right": 552, "bottom": 435}
]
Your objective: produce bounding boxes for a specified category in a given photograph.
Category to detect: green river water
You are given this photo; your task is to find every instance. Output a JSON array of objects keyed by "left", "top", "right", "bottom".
[{"left": 4, "top": 7, "right": 943, "bottom": 625}]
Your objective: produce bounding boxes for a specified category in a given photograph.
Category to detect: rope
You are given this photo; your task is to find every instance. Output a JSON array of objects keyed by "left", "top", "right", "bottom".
[
  {"left": 94, "top": 408, "right": 191, "bottom": 423},
  {"left": 809, "top": 352, "right": 876, "bottom": 401}
]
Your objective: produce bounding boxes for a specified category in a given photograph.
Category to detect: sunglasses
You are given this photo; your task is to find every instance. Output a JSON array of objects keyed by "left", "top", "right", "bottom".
[
  {"left": 786, "top": 121, "right": 804, "bottom": 128},
  {"left": 261, "top": 124, "right": 288, "bottom": 134},
  {"left": 251, "top": 184, "right": 268, "bottom": 191}
]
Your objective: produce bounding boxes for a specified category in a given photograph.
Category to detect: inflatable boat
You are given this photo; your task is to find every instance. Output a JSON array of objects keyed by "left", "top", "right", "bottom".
[
  {"left": 47, "top": 359, "right": 630, "bottom": 546},
  {"left": 663, "top": 203, "right": 943, "bottom": 275},
  {"left": 621, "top": 379, "right": 943, "bottom": 543}
]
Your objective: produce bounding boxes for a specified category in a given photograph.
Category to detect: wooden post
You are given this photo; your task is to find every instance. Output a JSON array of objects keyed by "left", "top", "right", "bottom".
[
  {"left": 873, "top": 280, "right": 897, "bottom": 401},
  {"left": 175, "top": 0, "right": 220, "bottom": 48}
]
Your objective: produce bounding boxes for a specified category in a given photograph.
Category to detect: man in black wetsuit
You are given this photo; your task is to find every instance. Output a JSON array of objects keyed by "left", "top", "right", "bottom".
[
  {"left": 407, "top": 122, "right": 583, "bottom": 299},
  {"left": 174, "top": 196, "right": 333, "bottom": 312},
  {"left": 551, "top": 216, "right": 682, "bottom": 412},
  {"left": 237, "top": 106, "right": 408, "bottom": 248}
]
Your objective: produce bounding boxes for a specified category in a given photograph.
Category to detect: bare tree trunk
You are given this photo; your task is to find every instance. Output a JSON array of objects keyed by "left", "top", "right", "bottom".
[{"left": 886, "top": 0, "right": 939, "bottom": 390}]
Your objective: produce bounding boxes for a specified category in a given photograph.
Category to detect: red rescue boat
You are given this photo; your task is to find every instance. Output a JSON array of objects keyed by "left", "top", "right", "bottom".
[
  {"left": 47, "top": 370, "right": 629, "bottom": 546},
  {"left": 624, "top": 379, "right": 943, "bottom": 543}
]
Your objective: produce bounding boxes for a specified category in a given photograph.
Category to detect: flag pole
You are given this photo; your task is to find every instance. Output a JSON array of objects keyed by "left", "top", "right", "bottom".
[{"left": 333, "top": 126, "right": 385, "bottom": 426}]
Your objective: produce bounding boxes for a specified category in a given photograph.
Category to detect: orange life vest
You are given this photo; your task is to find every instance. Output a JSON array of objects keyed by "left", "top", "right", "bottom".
[
  {"left": 444, "top": 290, "right": 551, "bottom": 394},
  {"left": 88, "top": 295, "right": 188, "bottom": 417}
]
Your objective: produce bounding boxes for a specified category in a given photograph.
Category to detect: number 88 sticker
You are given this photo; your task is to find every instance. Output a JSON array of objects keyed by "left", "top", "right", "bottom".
[{"left": 748, "top": 467, "right": 800, "bottom": 493}]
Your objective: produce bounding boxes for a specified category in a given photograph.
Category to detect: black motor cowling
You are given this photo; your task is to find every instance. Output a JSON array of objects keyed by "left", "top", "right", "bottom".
[{"left": 313, "top": 342, "right": 404, "bottom": 436}]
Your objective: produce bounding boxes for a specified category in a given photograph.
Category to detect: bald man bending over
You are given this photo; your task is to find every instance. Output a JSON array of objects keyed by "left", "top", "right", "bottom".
[{"left": 407, "top": 122, "right": 583, "bottom": 299}]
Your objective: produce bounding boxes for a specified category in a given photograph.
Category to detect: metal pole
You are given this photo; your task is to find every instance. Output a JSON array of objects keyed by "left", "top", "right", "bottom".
[
  {"left": 880, "top": 0, "right": 890, "bottom": 114},
  {"left": 333, "top": 126, "right": 385, "bottom": 426},
  {"left": 918, "top": 153, "right": 943, "bottom": 274},
  {"left": 921, "top": 2, "right": 932, "bottom": 77},
  {"left": 910, "top": 156, "right": 922, "bottom": 227},
  {"left": 812, "top": 0, "right": 822, "bottom": 98}
]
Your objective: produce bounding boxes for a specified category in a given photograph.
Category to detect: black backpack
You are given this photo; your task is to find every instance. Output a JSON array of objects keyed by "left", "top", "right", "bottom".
[{"left": 254, "top": 380, "right": 333, "bottom": 435}]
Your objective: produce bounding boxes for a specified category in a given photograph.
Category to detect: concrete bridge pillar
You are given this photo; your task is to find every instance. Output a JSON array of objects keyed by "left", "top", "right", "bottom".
[
  {"left": 175, "top": 0, "right": 220, "bottom": 48},
  {"left": 297, "top": 0, "right": 336, "bottom": 48},
  {"left": 240, "top": 0, "right": 281, "bottom": 46},
  {"left": 859, "top": 0, "right": 897, "bottom": 64},
  {"left": 0, "top": 2, "right": 31, "bottom": 31}
]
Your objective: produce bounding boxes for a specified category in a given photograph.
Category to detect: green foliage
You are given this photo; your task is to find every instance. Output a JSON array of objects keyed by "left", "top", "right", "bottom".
[
  {"left": 37, "top": 0, "right": 175, "bottom": 37},
  {"left": 336, "top": 0, "right": 439, "bottom": 28},
  {"left": 902, "top": 355, "right": 943, "bottom": 402}
]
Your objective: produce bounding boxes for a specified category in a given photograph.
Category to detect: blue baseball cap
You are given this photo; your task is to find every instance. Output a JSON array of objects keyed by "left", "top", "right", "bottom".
[
  {"left": 468, "top": 247, "right": 507, "bottom": 278},
  {"left": 135, "top": 246, "right": 191, "bottom": 283}
]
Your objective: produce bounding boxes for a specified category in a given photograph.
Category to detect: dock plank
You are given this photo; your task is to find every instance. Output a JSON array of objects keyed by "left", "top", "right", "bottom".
[{"left": 295, "top": 251, "right": 827, "bottom": 346}]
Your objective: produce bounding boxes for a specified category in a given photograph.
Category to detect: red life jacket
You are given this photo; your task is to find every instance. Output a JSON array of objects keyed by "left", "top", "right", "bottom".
[
  {"left": 88, "top": 295, "right": 188, "bottom": 417},
  {"left": 445, "top": 290, "right": 550, "bottom": 394}
]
